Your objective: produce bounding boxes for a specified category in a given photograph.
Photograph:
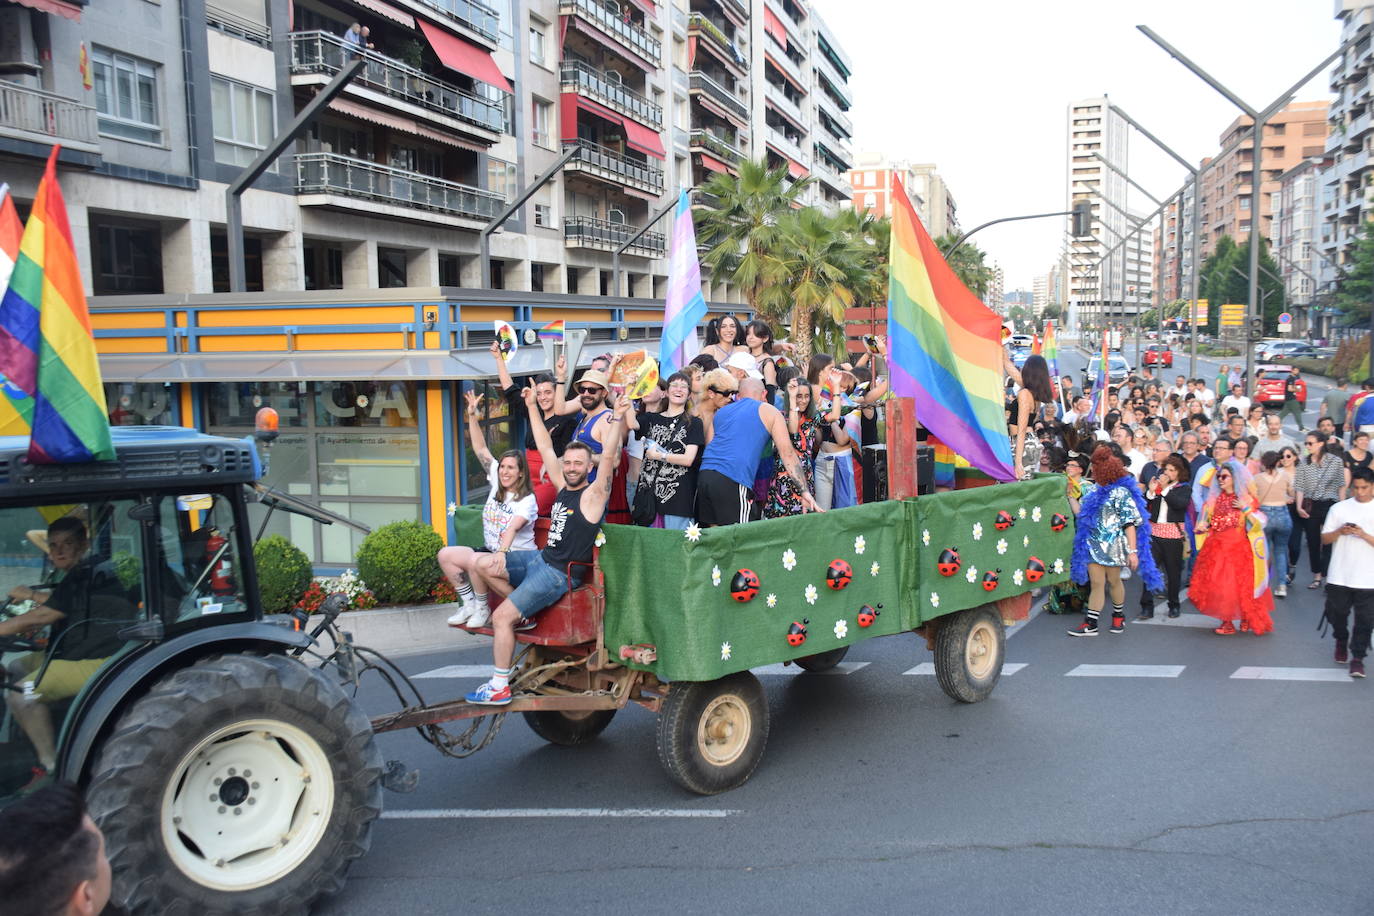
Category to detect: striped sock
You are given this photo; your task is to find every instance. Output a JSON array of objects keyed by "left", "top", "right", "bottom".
[
  {"left": 456, "top": 580, "right": 475, "bottom": 603},
  {"left": 491, "top": 665, "right": 514, "bottom": 689},
  {"left": 1112, "top": 602, "right": 1125, "bottom": 618},
  {"left": 1085, "top": 609, "right": 1100, "bottom": 622},
  {"left": 472, "top": 591, "right": 489, "bottom": 613}
]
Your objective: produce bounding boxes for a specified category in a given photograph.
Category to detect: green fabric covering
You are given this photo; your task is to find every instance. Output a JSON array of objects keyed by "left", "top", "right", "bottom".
[{"left": 451, "top": 506, "right": 484, "bottom": 548}]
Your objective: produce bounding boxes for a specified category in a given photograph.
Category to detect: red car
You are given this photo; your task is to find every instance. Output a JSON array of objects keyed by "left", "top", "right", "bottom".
[
  {"left": 1254, "top": 365, "right": 1307, "bottom": 407},
  {"left": 1142, "top": 344, "right": 1173, "bottom": 368}
]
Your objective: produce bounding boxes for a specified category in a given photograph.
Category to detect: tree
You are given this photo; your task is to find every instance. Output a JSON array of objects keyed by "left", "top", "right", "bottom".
[
  {"left": 1042, "top": 303, "right": 1063, "bottom": 321},
  {"left": 934, "top": 233, "right": 994, "bottom": 298},
  {"left": 1333, "top": 219, "right": 1374, "bottom": 326},
  {"left": 757, "top": 208, "right": 862, "bottom": 367},
  {"left": 1199, "top": 234, "right": 1284, "bottom": 335},
  {"left": 695, "top": 159, "right": 813, "bottom": 314}
]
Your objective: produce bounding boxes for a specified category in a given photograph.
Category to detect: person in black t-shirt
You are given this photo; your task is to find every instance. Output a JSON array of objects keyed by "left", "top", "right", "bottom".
[
  {"left": 464, "top": 388, "right": 629, "bottom": 706},
  {"left": 627, "top": 372, "right": 704, "bottom": 529},
  {"left": 493, "top": 343, "right": 577, "bottom": 516}
]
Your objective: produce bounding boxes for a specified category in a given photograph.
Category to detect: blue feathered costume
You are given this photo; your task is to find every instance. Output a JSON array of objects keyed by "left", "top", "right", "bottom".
[{"left": 1071, "top": 474, "right": 1164, "bottom": 593}]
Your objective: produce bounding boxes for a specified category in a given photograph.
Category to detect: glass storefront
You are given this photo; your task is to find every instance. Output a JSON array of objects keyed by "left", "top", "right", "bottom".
[
  {"left": 206, "top": 381, "right": 422, "bottom": 565},
  {"left": 462, "top": 380, "right": 516, "bottom": 502},
  {"left": 104, "top": 382, "right": 175, "bottom": 426}
]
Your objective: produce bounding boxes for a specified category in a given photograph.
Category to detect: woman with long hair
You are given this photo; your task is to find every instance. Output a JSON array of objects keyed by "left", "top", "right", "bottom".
[
  {"left": 1005, "top": 354, "right": 1056, "bottom": 480},
  {"left": 628, "top": 372, "right": 704, "bottom": 530},
  {"left": 701, "top": 315, "right": 746, "bottom": 365},
  {"left": 1138, "top": 453, "right": 1191, "bottom": 620},
  {"left": 492, "top": 342, "right": 575, "bottom": 515},
  {"left": 443, "top": 389, "right": 538, "bottom": 627},
  {"left": 763, "top": 376, "right": 821, "bottom": 518},
  {"left": 1295, "top": 430, "right": 1348, "bottom": 589},
  {"left": 1254, "top": 448, "right": 1295, "bottom": 599},
  {"left": 1068, "top": 446, "right": 1162, "bottom": 637},
  {"left": 744, "top": 319, "right": 779, "bottom": 389},
  {"left": 1189, "top": 459, "right": 1275, "bottom": 634},
  {"left": 1245, "top": 403, "right": 1267, "bottom": 439},
  {"left": 1280, "top": 446, "right": 1304, "bottom": 587}
]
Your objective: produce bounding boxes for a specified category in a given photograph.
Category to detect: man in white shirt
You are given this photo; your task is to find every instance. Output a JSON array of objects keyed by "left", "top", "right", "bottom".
[
  {"left": 1170, "top": 375, "right": 1189, "bottom": 400},
  {"left": 1062, "top": 395, "right": 1092, "bottom": 425},
  {"left": 1192, "top": 379, "right": 1216, "bottom": 418},
  {"left": 1219, "top": 383, "right": 1251, "bottom": 420},
  {"left": 1321, "top": 467, "right": 1374, "bottom": 678}
]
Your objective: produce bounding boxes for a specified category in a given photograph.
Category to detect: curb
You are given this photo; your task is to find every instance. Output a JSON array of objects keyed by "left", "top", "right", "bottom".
[{"left": 332, "top": 602, "right": 486, "bottom": 658}]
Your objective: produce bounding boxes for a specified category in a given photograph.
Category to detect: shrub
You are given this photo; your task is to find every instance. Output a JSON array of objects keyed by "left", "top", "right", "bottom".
[
  {"left": 254, "top": 534, "right": 313, "bottom": 614},
  {"left": 295, "top": 569, "right": 378, "bottom": 613},
  {"left": 356, "top": 520, "right": 444, "bottom": 605}
]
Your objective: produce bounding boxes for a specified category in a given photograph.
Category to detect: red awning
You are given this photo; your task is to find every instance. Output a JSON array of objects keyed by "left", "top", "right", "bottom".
[
  {"left": 787, "top": 158, "right": 809, "bottom": 180},
  {"left": 763, "top": 7, "right": 787, "bottom": 48},
  {"left": 328, "top": 98, "right": 486, "bottom": 150},
  {"left": 765, "top": 52, "right": 805, "bottom": 94},
  {"left": 10, "top": 0, "right": 81, "bottom": 19},
  {"left": 418, "top": 20, "right": 512, "bottom": 93},
  {"left": 562, "top": 94, "right": 663, "bottom": 158},
  {"left": 622, "top": 117, "right": 665, "bottom": 159},
  {"left": 352, "top": 0, "right": 414, "bottom": 27},
  {"left": 697, "top": 152, "right": 730, "bottom": 174}
]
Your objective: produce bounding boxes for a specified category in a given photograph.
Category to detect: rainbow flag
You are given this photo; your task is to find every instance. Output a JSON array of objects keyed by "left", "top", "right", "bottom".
[
  {"left": 1030, "top": 334, "right": 1041, "bottom": 355},
  {"left": 886, "top": 176, "right": 1014, "bottom": 480},
  {"left": 540, "top": 319, "right": 564, "bottom": 342},
  {"left": 0, "top": 184, "right": 19, "bottom": 292},
  {"left": 0, "top": 181, "right": 37, "bottom": 435},
  {"left": 1087, "top": 334, "right": 1108, "bottom": 421},
  {"left": 0, "top": 149, "right": 113, "bottom": 462},
  {"left": 1042, "top": 320, "right": 1059, "bottom": 379}
]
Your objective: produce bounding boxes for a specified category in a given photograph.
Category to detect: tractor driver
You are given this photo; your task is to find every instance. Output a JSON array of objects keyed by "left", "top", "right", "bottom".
[{"left": 0, "top": 516, "right": 136, "bottom": 790}]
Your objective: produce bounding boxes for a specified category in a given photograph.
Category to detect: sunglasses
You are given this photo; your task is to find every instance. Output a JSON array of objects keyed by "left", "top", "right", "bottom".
[{"left": 577, "top": 386, "right": 604, "bottom": 395}]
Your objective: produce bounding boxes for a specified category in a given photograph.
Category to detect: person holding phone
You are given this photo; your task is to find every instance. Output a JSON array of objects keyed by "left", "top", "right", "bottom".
[{"left": 1320, "top": 467, "right": 1374, "bottom": 678}]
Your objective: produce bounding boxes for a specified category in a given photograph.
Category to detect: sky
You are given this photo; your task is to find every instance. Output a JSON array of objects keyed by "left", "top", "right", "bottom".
[{"left": 809, "top": 0, "right": 1343, "bottom": 292}]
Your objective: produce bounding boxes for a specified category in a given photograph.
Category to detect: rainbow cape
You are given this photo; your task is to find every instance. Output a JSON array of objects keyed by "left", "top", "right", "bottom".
[
  {"left": 0, "top": 148, "right": 114, "bottom": 461},
  {"left": 886, "top": 176, "right": 1014, "bottom": 480}
]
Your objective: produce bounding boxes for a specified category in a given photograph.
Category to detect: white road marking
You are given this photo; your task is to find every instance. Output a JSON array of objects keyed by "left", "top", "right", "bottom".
[
  {"left": 902, "top": 662, "right": 1026, "bottom": 676},
  {"left": 1132, "top": 614, "right": 1224, "bottom": 629},
  {"left": 751, "top": 661, "right": 870, "bottom": 676},
  {"left": 382, "top": 808, "right": 738, "bottom": 819},
  {"left": 1230, "top": 666, "right": 1353, "bottom": 682},
  {"left": 412, "top": 664, "right": 490, "bottom": 679},
  {"left": 1066, "top": 664, "right": 1186, "bottom": 678}
]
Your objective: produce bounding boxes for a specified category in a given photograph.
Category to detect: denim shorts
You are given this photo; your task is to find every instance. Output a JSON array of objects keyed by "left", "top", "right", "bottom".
[{"left": 504, "top": 550, "right": 569, "bottom": 618}]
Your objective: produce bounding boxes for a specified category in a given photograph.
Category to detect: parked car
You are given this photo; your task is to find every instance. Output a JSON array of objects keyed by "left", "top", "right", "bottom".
[
  {"left": 1142, "top": 344, "right": 1173, "bottom": 368},
  {"left": 1006, "top": 334, "right": 1034, "bottom": 350},
  {"left": 1259, "top": 340, "right": 1318, "bottom": 362},
  {"left": 1008, "top": 346, "right": 1032, "bottom": 368},
  {"left": 1082, "top": 354, "right": 1133, "bottom": 388},
  {"left": 1253, "top": 364, "right": 1308, "bottom": 407}
]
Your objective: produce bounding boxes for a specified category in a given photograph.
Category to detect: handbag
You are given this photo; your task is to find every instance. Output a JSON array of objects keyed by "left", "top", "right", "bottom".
[{"left": 631, "top": 415, "right": 683, "bottom": 527}]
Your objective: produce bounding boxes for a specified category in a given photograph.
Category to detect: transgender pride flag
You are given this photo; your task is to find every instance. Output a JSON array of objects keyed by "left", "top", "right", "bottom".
[{"left": 657, "top": 190, "right": 706, "bottom": 375}]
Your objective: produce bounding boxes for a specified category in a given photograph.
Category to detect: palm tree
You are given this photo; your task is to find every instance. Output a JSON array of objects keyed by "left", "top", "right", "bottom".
[
  {"left": 695, "top": 158, "right": 813, "bottom": 314},
  {"left": 934, "top": 232, "right": 994, "bottom": 298},
  {"left": 757, "top": 208, "right": 862, "bottom": 367}
]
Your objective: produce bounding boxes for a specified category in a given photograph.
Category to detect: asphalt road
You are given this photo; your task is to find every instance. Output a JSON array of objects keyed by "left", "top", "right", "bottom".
[{"left": 315, "top": 579, "right": 1374, "bottom": 916}]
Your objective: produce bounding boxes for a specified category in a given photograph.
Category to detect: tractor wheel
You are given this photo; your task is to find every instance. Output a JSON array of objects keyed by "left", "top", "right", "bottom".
[
  {"left": 656, "top": 672, "right": 768, "bottom": 795},
  {"left": 933, "top": 604, "right": 1005, "bottom": 703},
  {"left": 794, "top": 646, "right": 849, "bottom": 672},
  {"left": 522, "top": 708, "right": 617, "bottom": 746},
  {"left": 86, "top": 653, "right": 382, "bottom": 916}
]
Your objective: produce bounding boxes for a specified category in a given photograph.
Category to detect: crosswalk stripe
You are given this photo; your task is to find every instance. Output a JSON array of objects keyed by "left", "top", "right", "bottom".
[
  {"left": 1230, "top": 666, "right": 1353, "bottom": 682},
  {"left": 902, "top": 662, "right": 1027, "bottom": 676},
  {"left": 1066, "top": 664, "right": 1185, "bottom": 678},
  {"left": 751, "top": 661, "right": 870, "bottom": 676},
  {"left": 413, "top": 664, "right": 490, "bottom": 679},
  {"left": 382, "top": 808, "right": 738, "bottom": 819},
  {"left": 1132, "top": 614, "right": 1222, "bottom": 629}
]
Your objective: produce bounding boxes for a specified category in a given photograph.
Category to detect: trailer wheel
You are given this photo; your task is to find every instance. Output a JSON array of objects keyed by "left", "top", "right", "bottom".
[
  {"left": 86, "top": 653, "right": 382, "bottom": 916},
  {"left": 794, "top": 646, "right": 849, "bottom": 672},
  {"left": 933, "top": 604, "right": 1005, "bottom": 703},
  {"left": 656, "top": 672, "right": 768, "bottom": 795},
  {"left": 522, "top": 708, "right": 617, "bottom": 746}
]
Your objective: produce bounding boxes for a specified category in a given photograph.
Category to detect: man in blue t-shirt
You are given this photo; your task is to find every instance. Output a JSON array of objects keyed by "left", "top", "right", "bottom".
[{"left": 696, "top": 371, "right": 819, "bottom": 526}]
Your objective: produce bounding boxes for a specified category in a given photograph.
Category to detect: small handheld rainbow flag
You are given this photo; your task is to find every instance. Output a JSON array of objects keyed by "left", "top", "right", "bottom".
[{"left": 540, "top": 319, "right": 564, "bottom": 342}]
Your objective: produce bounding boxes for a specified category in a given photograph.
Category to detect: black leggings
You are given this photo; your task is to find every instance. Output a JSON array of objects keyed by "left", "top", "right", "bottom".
[
  {"left": 1142, "top": 536, "right": 1185, "bottom": 611},
  {"left": 1305, "top": 499, "right": 1335, "bottom": 576}
]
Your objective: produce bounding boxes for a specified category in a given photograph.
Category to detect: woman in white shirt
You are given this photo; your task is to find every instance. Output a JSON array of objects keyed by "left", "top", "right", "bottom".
[{"left": 444, "top": 390, "right": 539, "bottom": 626}]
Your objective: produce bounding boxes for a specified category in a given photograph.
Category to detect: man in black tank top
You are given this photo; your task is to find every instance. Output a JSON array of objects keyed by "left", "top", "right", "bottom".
[{"left": 464, "top": 388, "right": 629, "bottom": 706}]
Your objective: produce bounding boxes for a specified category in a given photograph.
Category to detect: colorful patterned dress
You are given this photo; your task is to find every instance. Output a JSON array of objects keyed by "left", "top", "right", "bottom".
[{"left": 763, "top": 414, "right": 819, "bottom": 518}]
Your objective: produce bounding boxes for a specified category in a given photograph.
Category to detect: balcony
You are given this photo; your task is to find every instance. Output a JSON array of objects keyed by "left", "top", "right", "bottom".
[
  {"left": 689, "top": 71, "right": 748, "bottom": 122},
  {"left": 399, "top": 0, "right": 500, "bottom": 46},
  {"left": 812, "top": 159, "right": 852, "bottom": 197},
  {"left": 560, "top": 60, "right": 662, "bottom": 128},
  {"left": 296, "top": 152, "right": 505, "bottom": 225},
  {"left": 290, "top": 32, "right": 508, "bottom": 139},
  {"left": 562, "top": 138, "right": 664, "bottom": 194},
  {"left": 689, "top": 128, "right": 744, "bottom": 164},
  {"left": 0, "top": 80, "right": 100, "bottom": 158},
  {"left": 764, "top": 84, "right": 806, "bottom": 131},
  {"left": 563, "top": 215, "right": 665, "bottom": 257},
  {"left": 815, "top": 89, "right": 852, "bottom": 135},
  {"left": 764, "top": 46, "right": 807, "bottom": 93},
  {"left": 559, "top": 0, "right": 662, "bottom": 66},
  {"left": 708, "top": 0, "right": 748, "bottom": 25},
  {"left": 688, "top": 14, "right": 746, "bottom": 72},
  {"left": 766, "top": 126, "right": 809, "bottom": 168},
  {"left": 206, "top": 2, "right": 271, "bottom": 46}
]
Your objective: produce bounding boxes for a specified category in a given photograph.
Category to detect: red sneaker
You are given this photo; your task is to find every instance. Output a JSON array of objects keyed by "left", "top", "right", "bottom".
[
  {"left": 1214, "top": 621, "right": 1237, "bottom": 635},
  {"left": 1336, "top": 639, "right": 1349, "bottom": 665}
]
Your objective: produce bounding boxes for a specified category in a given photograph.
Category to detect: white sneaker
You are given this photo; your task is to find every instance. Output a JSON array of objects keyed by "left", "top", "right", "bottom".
[
  {"left": 446, "top": 602, "right": 473, "bottom": 627},
  {"left": 465, "top": 604, "right": 492, "bottom": 628},
  {"left": 1274, "top": 583, "right": 1287, "bottom": 598}
]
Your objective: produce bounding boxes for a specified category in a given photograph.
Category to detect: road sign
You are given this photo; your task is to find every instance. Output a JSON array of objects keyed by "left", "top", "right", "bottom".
[
  {"left": 1191, "top": 299, "right": 1209, "bottom": 323},
  {"left": 1220, "top": 303, "right": 1245, "bottom": 327},
  {"left": 1278, "top": 312, "right": 1292, "bottom": 324}
]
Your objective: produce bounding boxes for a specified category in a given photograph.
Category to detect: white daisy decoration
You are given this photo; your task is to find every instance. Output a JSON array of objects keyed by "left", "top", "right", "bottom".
[
  {"left": 965, "top": 565, "right": 978, "bottom": 584},
  {"left": 766, "top": 593, "right": 778, "bottom": 608},
  {"left": 1013, "top": 569, "right": 1024, "bottom": 586},
  {"left": 1053, "top": 558, "right": 1065, "bottom": 574},
  {"left": 711, "top": 565, "right": 722, "bottom": 587},
  {"left": 972, "top": 522, "right": 984, "bottom": 541},
  {"left": 854, "top": 535, "right": 867, "bottom": 554},
  {"left": 834, "top": 619, "right": 848, "bottom": 640},
  {"left": 1018, "top": 507, "right": 1027, "bottom": 519},
  {"left": 869, "top": 561, "right": 881, "bottom": 577},
  {"left": 996, "top": 538, "right": 1008, "bottom": 555},
  {"left": 1032, "top": 506, "right": 1043, "bottom": 522},
  {"left": 684, "top": 522, "right": 702, "bottom": 543},
  {"left": 930, "top": 591, "right": 941, "bottom": 608},
  {"left": 594, "top": 531, "right": 606, "bottom": 547},
  {"left": 720, "top": 642, "right": 732, "bottom": 661},
  {"left": 804, "top": 583, "right": 819, "bottom": 605},
  {"left": 782, "top": 549, "right": 797, "bottom": 571},
  {"left": 446, "top": 502, "right": 458, "bottom": 517},
  {"left": 922, "top": 529, "right": 931, "bottom": 546},
  {"left": 1023, "top": 534, "right": 1030, "bottom": 548}
]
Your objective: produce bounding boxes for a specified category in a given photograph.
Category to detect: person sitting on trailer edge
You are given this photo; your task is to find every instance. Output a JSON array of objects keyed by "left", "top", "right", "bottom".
[{"left": 463, "top": 388, "right": 629, "bottom": 706}]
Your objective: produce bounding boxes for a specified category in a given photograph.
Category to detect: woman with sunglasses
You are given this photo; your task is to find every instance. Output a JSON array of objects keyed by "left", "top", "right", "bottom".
[
  {"left": 1254, "top": 449, "right": 1295, "bottom": 598},
  {"left": 1280, "top": 447, "right": 1305, "bottom": 586},
  {"left": 1190, "top": 459, "right": 1274, "bottom": 634},
  {"left": 1138, "top": 453, "right": 1191, "bottom": 619},
  {"left": 1295, "top": 431, "right": 1348, "bottom": 589}
]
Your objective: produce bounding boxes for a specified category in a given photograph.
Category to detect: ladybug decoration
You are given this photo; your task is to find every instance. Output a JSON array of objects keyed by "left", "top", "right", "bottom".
[
  {"left": 982, "top": 569, "right": 1001, "bottom": 592},
  {"left": 826, "top": 559, "right": 853, "bottom": 590},
  {"left": 729, "top": 569, "right": 760, "bottom": 603},
  {"left": 936, "top": 547, "right": 961, "bottom": 577},
  {"left": 786, "top": 619, "right": 810, "bottom": 647},
  {"left": 994, "top": 510, "right": 1015, "bottom": 531},
  {"left": 856, "top": 604, "right": 883, "bottom": 628},
  {"left": 1025, "top": 557, "right": 1046, "bottom": 583},
  {"left": 1051, "top": 513, "right": 1068, "bottom": 532}
]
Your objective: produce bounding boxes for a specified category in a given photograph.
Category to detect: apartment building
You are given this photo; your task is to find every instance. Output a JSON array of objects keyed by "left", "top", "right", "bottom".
[
  {"left": 1319, "top": 0, "right": 1374, "bottom": 289},
  {"left": 1276, "top": 156, "right": 1331, "bottom": 335},
  {"left": 1064, "top": 96, "right": 1135, "bottom": 331},
  {"left": 845, "top": 152, "right": 960, "bottom": 238}
]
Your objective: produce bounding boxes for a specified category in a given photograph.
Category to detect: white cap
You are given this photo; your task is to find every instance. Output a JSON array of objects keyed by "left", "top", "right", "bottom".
[{"left": 724, "top": 351, "right": 764, "bottom": 380}]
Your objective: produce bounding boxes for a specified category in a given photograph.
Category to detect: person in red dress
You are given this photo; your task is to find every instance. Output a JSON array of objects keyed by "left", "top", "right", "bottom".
[{"left": 1189, "top": 460, "right": 1275, "bottom": 635}]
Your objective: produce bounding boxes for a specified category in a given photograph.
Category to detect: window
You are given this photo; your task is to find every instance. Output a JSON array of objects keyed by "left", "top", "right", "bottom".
[
  {"left": 90, "top": 217, "right": 163, "bottom": 295},
  {"left": 378, "top": 247, "right": 408, "bottom": 288},
  {"left": 439, "top": 254, "right": 461, "bottom": 286},
  {"left": 532, "top": 98, "right": 553, "bottom": 149},
  {"left": 530, "top": 262, "right": 545, "bottom": 292},
  {"left": 533, "top": 203, "right": 552, "bottom": 226},
  {"left": 210, "top": 76, "right": 275, "bottom": 167},
  {"left": 486, "top": 156, "right": 516, "bottom": 199},
  {"left": 92, "top": 47, "right": 161, "bottom": 143},
  {"left": 529, "top": 23, "right": 547, "bottom": 66}
]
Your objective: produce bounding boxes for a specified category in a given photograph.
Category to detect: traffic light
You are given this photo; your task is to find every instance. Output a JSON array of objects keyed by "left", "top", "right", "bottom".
[
  {"left": 1249, "top": 316, "right": 1264, "bottom": 341},
  {"left": 1071, "top": 199, "right": 1092, "bottom": 237}
]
